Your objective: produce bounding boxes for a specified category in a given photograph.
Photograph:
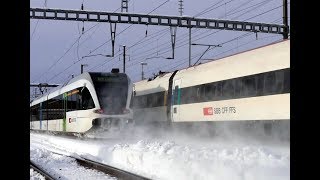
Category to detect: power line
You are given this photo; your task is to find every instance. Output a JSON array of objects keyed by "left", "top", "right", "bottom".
[
  {"left": 127, "top": 1, "right": 284, "bottom": 65},
  {"left": 30, "top": 0, "right": 48, "bottom": 41},
  {"left": 84, "top": 0, "right": 170, "bottom": 57},
  {"left": 226, "top": 0, "right": 273, "bottom": 18},
  {"left": 45, "top": 0, "right": 171, "bottom": 83},
  {"left": 194, "top": 0, "right": 237, "bottom": 17},
  {"left": 122, "top": 0, "right": 273, "bottom": 66},
  {"left": 31, "top": 4, "right": 125, "bottom": 83},
  {"left": 138, "top": 34, "right": 281, "bottom": 80},
  {"left": 243, "top": 4, "right": 283, "bottom": 21}
]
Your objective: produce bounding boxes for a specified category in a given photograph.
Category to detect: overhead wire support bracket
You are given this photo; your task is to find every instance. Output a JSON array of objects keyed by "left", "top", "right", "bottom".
[
  {"left": 110, "top": 23, "right": 117, "bottom": 57},
  {"left": 121, "top": 0, "right": 129, "bottom": 13},
  {"left": 191, "top": 43, "right": 222, "bottom": 66},
  {"left": 30, "top": 7, "right": 287, "bottom": 35},
  {"left": 169, "top": 26, "right": 177, "bottom": 59}
]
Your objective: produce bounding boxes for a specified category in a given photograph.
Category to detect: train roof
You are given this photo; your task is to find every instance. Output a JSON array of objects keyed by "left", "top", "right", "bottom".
[
  {"left": 30, "top": 72, "right": 92, "bottom": 104},
  {"left": 135, "top": 39, "right": 289, "bottom": 84},
  {"left": 30, "top": 71, "right": 128, "bottom": 105}
]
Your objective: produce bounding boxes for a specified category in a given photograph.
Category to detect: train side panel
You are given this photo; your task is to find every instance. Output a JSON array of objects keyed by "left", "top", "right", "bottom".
[{"left": 174, "top": 94, "right": 289, "bottom": 122}]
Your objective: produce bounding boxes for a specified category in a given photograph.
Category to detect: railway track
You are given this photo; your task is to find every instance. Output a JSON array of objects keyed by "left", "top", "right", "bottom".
[
  {"left": 30, "top": 160, "right": 55, "bottom": 180},
  {"left": 31, "top": 150, "right": 151, "bottom": 180},
  {"left": 76, "top": 157, "right": 151, "bottom": 180}
]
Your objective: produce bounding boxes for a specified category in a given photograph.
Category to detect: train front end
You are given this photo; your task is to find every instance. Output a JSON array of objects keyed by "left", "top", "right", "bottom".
[{"left": 88, "top": 70, "right": 134, "bottom": 134}]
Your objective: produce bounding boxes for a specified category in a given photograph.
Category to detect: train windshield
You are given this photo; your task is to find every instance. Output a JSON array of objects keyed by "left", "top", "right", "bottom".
[{"left": 91, "top": 73, "right": 129, "bottom": 114}]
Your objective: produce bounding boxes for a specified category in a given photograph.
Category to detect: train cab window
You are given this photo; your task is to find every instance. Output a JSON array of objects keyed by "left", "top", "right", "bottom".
[{"left": 81, "top": 87, "right": 95, "bottom": 110}]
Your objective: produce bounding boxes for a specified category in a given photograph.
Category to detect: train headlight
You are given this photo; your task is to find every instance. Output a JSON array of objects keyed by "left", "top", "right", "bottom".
[
  {"left": 123, "top": 109, "right": 130, "bottom": 114},
  {"left": 94, "top": 109, "right": 104, "bottom": 114}
]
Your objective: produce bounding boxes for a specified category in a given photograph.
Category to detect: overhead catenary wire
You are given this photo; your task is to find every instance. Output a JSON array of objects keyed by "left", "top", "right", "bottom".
[
  {"left": 87, "top": 0, "right": 244, "bottom": 73},
  {"left": 46, "top": 0, "right": 171, "bottom": 83},
  {"left": 36, "top": 0, "right": 288, "bottom": 84},
  {"left": 84, "top": 0, "right": 171, "bottom": 57},
  {"left": 130, "top": 15, "right": 284, "bottom": 79},
  {"left": 32, "top": 4, "right": 126, "bottom": 83},
  {"left": 30, "top": 0, "right": 48, "bottom": 41},
  {"left": 83, "top": 0, "right": 231, "bottom": 71},
  {"left": 121, "top": 0, "right": 274, "bottom": 66},
  {"left": 225, "top": 0, "right": 274, "bottom": 19},
  {"left": 91, "top": 1, "right": 288, "bottom": 82},
  {"left": 126, "top": 1, "right": 284, "bottom": 67},
  {"left": 139, "top": 34, "right": 281, "bottom": 80}
]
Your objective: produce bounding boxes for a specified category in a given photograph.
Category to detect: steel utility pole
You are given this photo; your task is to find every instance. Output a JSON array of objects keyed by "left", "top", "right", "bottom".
[
  {"left": 81, "top": 64, "right": 88, "bottom": 74},
  {"left": 141, "top": 62, "right": 147, "bottom": 80},
  {"left": 121, "top": 0, "right": 128, "bottom": 12},
  {"left": 189, "top": 28, "right": 191, "bottom": 67},
  {"left": 178, "top": 0, "right": 184, "bottom": 16},
  {"left": 123, "top": 45, "right": 126, "bottom": 73},
  {"left": 283, "top": 0, "right": 289, "bottom": 39}
]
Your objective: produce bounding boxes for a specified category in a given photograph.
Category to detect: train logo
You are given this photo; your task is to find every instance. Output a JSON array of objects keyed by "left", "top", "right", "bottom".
[
  {"left": 203, "top": 107, "right": 213, "bottom": 116},
  {"left": 69, "top": 117, "right": 76, "bottom": 123}
]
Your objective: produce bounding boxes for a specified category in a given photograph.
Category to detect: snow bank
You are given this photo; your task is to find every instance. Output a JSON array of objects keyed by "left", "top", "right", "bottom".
[
  {"left": 31, "top": 132, "right": 289, "bottom": 180},
  {"left": 30, "top": 145, "right": 117, "bottom": 180},
  {"left": 30, "top": 168, "right": 45, "bottom": 180}
]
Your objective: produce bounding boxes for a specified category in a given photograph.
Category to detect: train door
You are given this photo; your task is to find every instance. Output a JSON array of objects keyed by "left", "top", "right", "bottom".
[
  {"left": 172, "top": 79, "right": 181, "bottom": 122},
  {"left": 63, "top": 93, "right": 67, "bottom": 132},
  {"left": 39, "top": 102, "right": 43, "bottom": 130}
]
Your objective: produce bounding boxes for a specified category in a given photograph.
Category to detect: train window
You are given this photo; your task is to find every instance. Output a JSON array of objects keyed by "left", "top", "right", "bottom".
[
  {"left": 179, "top": 88, "right": 185, "bottom": 104},
  {"left": 30, "top": 104, "right": 40, "bottom": 121},
  {"left": 283, "top": 69, "right": 290, "bottom": 93},
  {"left": 139, "top": 95, "right": 147, "bottom": 108},
  {"left": 214, "top": 83, "right": 222, "bottom": 100},
  {"left": 241, "top": 76, "right": 257, "bottom": 97},
  {"left": 264, "top": 71, "right": 283, "bottom": 94},
  {"left": 204, "top": 83, "right": 214, "bottom": 101},
  {"left": 146, "top": 94, "right": 154, "bottom": 108},
  {"left": 275, "top": 71, "right": 284, "bottom": 93},
  {"left": 174, "top": 86, "right": 179, "bottom": 105},
  {"left": 155, "top": 91, "right": 165, "bottom": 107},
  {"left": 222, "top": 80, "right": 235, "bottom": 99},
  {"left": 198, "top": 85, "right": 205, "bottom": 102},
  {"left": 132, "top": 96, "right": 139, "bottom": 108},
  {"left": 188, "top": 87, "right": 197, "bottom": 104},
  {"left": 234, "top": 78, "right": 242, "bottom": 98},
  {"left": 256, "top": 74, "right": 264, "bottom": 96}
]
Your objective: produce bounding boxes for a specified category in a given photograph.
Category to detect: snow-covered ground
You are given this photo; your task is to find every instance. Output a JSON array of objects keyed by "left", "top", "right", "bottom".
[
  {"left": 30, "top": 168, "right": 45, "bottom": 180},
  {"left": 30, "top": 145, "right": 117, "bottom": 180},
  {"left": 30, "top": 131, "right": 289, "bottom": 180}
]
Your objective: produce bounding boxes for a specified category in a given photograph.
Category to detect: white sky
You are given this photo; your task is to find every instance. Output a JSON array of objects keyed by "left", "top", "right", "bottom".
[{"left": 30, "top": 0, "right": 290, "bottom": 85}]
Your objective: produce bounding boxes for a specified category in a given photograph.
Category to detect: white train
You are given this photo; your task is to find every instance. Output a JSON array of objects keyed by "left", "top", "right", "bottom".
[
  {"left": 30, "top": 69, "right": 133, "bottom": 134},
  {"left": 132, "top": 40, "right": 290, "bottom": 136}
]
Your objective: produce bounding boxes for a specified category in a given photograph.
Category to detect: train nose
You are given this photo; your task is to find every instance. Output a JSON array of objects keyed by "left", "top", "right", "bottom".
[
  {"left": 92, "top": 117, "right": 133, "bottom": 131},
  {"left": 92, "top": 118, "right": 119, "bottom": 128}
]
